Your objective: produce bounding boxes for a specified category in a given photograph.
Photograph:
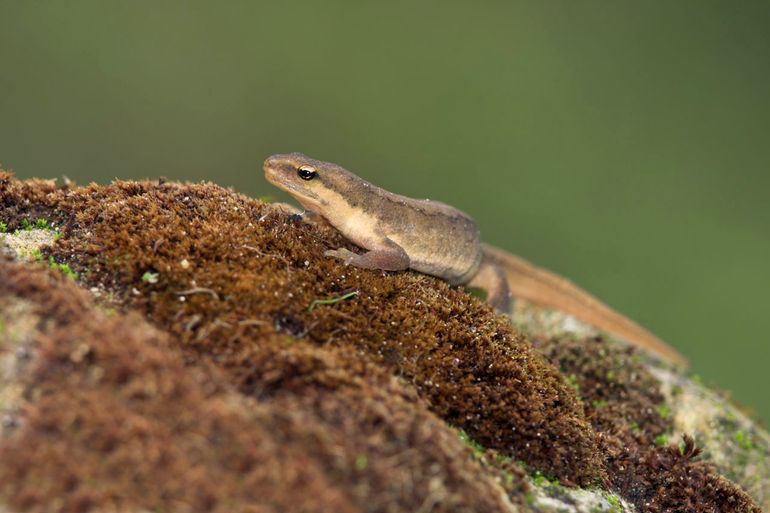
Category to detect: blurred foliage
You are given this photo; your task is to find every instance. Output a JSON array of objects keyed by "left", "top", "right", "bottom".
[{"left": 1, "top": 1, "right": 768, "bottom": 420}]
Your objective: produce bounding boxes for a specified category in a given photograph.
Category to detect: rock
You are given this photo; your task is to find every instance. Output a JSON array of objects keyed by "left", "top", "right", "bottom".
[{"left": 0, "top": 172, "right": 764, "bottom": 513}]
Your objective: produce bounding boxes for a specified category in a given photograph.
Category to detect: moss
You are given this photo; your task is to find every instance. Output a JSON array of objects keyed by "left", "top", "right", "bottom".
[
  {"left": 457, "top": 430, "right": 486, "bottom": 460},
  {"left": 735, "top": 431, "right": 753, "bottom": 451},
  {"left": 0, "top": 171, "right": 761, "bottom": 512},
  {"left": 0, "top": 258, "right": 519, "bottom": 513},
  {"left": 48, "top": 256, "right": 77, "bottom": 280},
  {"left": 27, "top": 248, "right": 43, "bottom": 262},
  {"left": 455, "top": 429, "right": 531, "bottom": 505},
  {"left": 0, "top": 172, "right": 534, "bottom": 512},
  {"left": 601, "top": 491, "right": 623, "bottom": 513},
  {"left": 534, "top": 334, "right": 760, "bottom": 512},
  {"left": 637, "top": 436, "right": 760, "bottom": 513},
  {"left": 565, "top": 373, "right": 582, "bottom": 394},
  {"left": 531, "top": 470, "right": 551, "bottom": 488},
  {"left": 0, "top": 261, "right": 362, "bottom": 513},
  {"left": 354, "top": 454, "right": 368, "bottom": 471},
  {"left": 0, "top": 173, "right": 604, "bottom": 485},
  {"left": 140, "top": 271, "right": 158, "bottom": 283}
]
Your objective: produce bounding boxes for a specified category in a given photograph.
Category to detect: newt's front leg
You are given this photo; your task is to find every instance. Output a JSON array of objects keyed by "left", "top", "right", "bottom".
[{"left": 325, "top": 238, "right": 410, "bottom": 272}]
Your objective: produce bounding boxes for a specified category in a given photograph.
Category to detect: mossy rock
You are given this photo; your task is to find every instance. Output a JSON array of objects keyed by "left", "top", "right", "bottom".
[{"left": 0, "top": 173, "right": 765, "bottom": 513}]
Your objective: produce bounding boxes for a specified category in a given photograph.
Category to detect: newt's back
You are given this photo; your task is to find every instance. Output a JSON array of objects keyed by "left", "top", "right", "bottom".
[{"left": 377, "top": 192, "right": 482, "bottom": 284}]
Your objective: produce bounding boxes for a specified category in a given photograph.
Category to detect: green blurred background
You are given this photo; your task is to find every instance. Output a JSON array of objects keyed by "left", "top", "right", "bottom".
[{"left": 1, "top": 1, "right": 768, "bottom": 419}]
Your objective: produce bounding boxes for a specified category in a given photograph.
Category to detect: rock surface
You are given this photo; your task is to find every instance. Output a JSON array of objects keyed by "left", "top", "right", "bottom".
[{"left": 0, "top": 173, "right": 765, "bottom": 513}]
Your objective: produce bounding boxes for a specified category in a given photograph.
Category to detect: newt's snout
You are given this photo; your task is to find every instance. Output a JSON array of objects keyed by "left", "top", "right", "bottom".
[
  {"left": 263, "top": 155, "right": 279, "bottom": 174},
  {"left": 263, "top": 154, "right": 289, "bottom": 186}
]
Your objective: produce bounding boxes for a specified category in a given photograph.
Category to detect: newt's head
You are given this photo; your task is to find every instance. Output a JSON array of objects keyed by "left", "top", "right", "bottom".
[{"left": 263, "top": 152, "right": 363, "bottom": 213}]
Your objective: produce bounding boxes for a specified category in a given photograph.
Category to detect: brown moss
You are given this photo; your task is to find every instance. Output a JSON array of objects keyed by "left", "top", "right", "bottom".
[
  {"left": 536, "top": 335, "right": 760, "bottom": 512},
  {"left": 0, "top": 260, "right": 356, "bottom": 513},
  {"left": 0, "top": 173, "right": 604, "bottom": 485},
  {"left": 0, "top": 171, "right": 761, "bottom": 512},
  {"left": 0, "top": 258, "right": 521, "bottom": 513},
  {"left": 624, "top": 436, "right": 761, "bottom": 513},
  {"left": 535, "top": 335, "right": 668, "bottom": 446}
]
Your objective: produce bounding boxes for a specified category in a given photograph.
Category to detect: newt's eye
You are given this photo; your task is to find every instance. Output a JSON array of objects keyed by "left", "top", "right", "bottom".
[{"left": 297, "top": 166, "right": 317, "bottom": 181}]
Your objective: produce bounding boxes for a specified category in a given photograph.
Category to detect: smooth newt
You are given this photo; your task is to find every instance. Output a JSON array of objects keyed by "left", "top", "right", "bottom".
[{"left": 263, "top": 152, "right": 687, "bottom": 366}]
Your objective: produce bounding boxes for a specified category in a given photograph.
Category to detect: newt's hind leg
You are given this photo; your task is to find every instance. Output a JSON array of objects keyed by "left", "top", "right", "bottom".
[
  {"left": 466, "top": 260, "right": 511, "bottom": 314},
  {"left": 325, "top": 238, "right": 410, "bottom": 272}
]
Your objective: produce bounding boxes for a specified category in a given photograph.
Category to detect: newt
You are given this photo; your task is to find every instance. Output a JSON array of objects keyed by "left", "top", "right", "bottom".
[{"left": 263, "top": 152, "right": 687, "bottom": 366}]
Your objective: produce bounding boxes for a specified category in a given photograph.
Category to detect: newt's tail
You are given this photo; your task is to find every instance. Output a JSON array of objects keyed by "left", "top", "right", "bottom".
[{"left": 482, "top": 243, "right": 687, "bottom": 366}]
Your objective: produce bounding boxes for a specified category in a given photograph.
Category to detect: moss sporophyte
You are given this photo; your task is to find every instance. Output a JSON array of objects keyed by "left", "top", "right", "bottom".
[{"left": 307, "top": 290, "right": 358, "bottom": 312}]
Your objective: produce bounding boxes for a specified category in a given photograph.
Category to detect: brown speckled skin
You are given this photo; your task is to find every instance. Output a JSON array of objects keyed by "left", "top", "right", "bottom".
[{"left": 264, "top": 153, "right": 482, "bottom": 285}]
